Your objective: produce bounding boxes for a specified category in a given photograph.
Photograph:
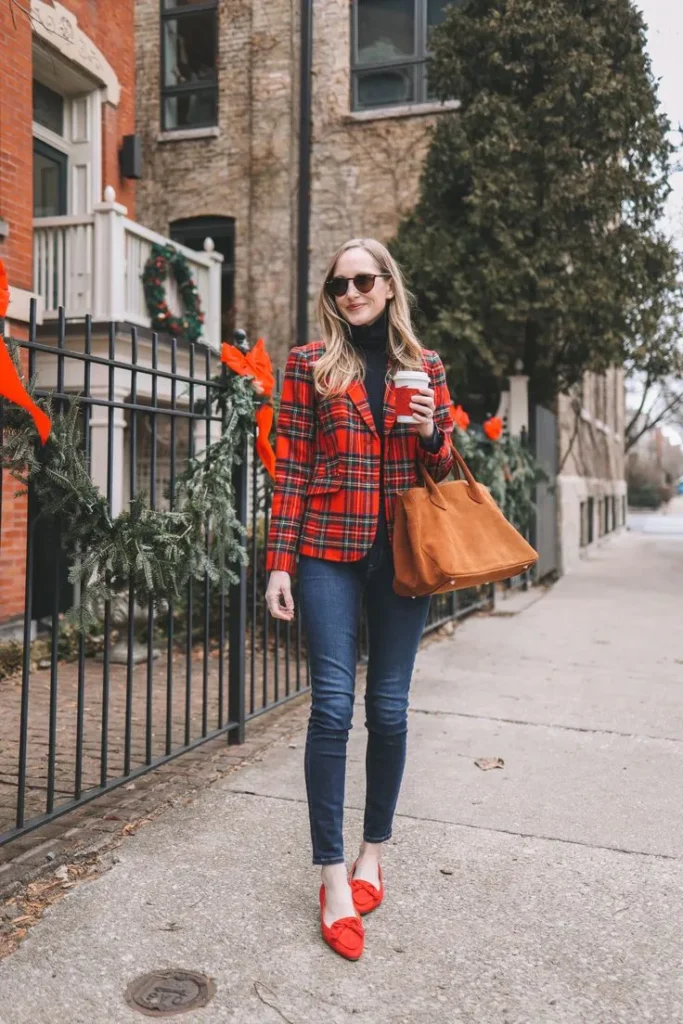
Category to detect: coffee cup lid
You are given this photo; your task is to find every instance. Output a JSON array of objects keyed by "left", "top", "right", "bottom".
[{"left": 394, "top": 369, "right": 430, "bottom": 382}]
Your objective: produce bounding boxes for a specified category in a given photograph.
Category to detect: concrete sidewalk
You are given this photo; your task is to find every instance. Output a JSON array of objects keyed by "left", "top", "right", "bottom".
[{"left": 1, "top": 530, "right": 682, "bottom": 1023}]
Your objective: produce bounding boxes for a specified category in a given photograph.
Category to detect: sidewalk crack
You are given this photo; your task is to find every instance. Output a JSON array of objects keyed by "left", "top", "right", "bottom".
[
  {"left": 410, "top": 708, "right": 683, "bottom": 744},
  {"left": 224, "top": 789, "right": 682, "bottom": 862}
]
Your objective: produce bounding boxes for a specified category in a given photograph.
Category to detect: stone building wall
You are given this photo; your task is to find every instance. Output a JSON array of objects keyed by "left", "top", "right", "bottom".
[
  {"left": 308, "top": 0, "right": 437, "bottom": 321},
  {"left": 557, "top": 366, "right": 627, "bottom": 574},
  {"left": 135, "top": 0, "right": 298, "bottom": 360}
]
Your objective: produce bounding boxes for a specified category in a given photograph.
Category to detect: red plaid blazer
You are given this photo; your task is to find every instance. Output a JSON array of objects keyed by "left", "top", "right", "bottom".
[{"left": 266, "top": 341, "right": 454, "bottom": 575}]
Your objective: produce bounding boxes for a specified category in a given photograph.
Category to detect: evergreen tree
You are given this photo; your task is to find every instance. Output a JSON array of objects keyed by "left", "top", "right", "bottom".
[{"left": 395, "top": 0, "right": 681, "bottom": 406}]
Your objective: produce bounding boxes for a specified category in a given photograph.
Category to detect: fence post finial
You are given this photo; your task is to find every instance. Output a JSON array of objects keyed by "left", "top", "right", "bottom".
[{"left": 233, "top": 328, "right": 249, "bottom": 353}]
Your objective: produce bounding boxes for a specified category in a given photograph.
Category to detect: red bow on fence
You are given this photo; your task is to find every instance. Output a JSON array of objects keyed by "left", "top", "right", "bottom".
[
  {"left": 0, "top": 260, "right": 52, "bottom": 444},
  {"left": 220, "top": 337, "right": 276, "bottom": 480}
]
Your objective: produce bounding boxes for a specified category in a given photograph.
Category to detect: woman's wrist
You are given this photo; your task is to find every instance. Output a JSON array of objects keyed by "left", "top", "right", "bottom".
[{"left": 418, "top": 424, "right": 441, "bottom": 451}]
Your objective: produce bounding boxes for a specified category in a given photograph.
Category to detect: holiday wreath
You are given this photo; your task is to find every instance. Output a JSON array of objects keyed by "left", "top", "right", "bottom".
[{"left": 141, "top": 242, "right": 205, "bottom": 343}]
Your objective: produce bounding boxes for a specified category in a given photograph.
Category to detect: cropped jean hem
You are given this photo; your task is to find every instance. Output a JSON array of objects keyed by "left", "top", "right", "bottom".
[
  {"left": 363, "top": 831, "right": 392, "bottom": 844},
  {"left": 313, "top": 855, "right": 347, "bottom": 867}
]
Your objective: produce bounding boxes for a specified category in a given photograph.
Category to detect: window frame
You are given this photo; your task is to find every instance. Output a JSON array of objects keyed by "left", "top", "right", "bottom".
[
  {"left": 350, "top": 0, "right": 452, "bottom": 112},
  {"left": 159, "top": 0, "right": 219, "bottom": 132}
]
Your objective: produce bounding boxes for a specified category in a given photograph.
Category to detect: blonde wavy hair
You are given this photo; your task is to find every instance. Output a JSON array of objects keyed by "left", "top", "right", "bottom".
[{"left": 313, "top": 238, "right": 424, "bottom": 397}]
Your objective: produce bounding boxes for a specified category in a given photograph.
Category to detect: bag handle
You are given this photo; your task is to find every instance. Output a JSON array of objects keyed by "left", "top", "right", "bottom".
[{"left": 417, "top": 438, "right": 485, "bottom": 507}]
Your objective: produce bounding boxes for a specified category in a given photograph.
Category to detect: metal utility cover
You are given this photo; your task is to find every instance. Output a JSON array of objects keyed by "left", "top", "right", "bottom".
[{"left": 125, "top": 969, "right": 216, "bottom": 1016}]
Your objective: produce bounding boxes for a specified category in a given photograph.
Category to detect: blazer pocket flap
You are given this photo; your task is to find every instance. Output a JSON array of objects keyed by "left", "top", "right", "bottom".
[{"left": 306, "top": 475, "right": 342, "bottom": 496}]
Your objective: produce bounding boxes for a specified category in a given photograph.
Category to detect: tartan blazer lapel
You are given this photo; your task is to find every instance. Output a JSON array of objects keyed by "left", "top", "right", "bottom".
[
  {"left": 347, "top": 380, "right": 377, "bottom": 436},
  {"left": 347, "top": 370, "right": 397, "bottom": 436},
  {"left": 383, "top": 377, "right": 396, "bottom": 435}
]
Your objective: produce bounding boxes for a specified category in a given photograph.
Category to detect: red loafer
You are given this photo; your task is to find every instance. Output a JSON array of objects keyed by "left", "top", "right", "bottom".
[
  {"left": 350, "top": 861, "right": 384, "bottom": 916},
  {"left": 319, "top": 885, "right": 365, "bottom": 961}
]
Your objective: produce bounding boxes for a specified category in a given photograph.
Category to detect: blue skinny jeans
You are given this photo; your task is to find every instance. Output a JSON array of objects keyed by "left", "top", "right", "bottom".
[{"left": 298, "top": 542, "right": 430, "bottom": 865}]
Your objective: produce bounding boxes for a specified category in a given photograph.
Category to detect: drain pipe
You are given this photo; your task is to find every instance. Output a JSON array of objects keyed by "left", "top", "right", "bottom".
[{"left": 296, "top": 0, "right": 313, "bottom": 347}]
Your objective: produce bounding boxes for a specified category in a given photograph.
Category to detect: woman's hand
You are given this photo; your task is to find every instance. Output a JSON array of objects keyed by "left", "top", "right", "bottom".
[
  {"left": 266, "top": 571, "right": 295, "bottom": 621},
  {"left": 410, "top": 388, "right": 436, "bottom": 439}
]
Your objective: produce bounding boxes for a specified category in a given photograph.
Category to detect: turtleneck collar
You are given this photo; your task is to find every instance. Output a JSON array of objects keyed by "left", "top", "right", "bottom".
[{"left": 347, "top": 307, "right": 389, "bottom": 352}]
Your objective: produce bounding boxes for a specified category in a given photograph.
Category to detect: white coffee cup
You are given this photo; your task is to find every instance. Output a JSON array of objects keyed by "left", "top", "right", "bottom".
[{"left": 393, "top": 370, "right": 431, "bottom": 423}]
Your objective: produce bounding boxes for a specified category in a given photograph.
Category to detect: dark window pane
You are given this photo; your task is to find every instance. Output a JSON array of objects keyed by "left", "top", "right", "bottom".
[
  {"left": 357, "top": 0, "right": 415, "bottom": 65},
  {"left": 427, "top": 0, "right": 451, "bottom": 26},
  {"left": 163, "top": 0, "right": 215, "bottom": 7},
  {"left": 164, "top": 88, "right": 217, "bottom": 129},
  {"left": 33, "top": 80, "right": 64, "bottom": 135},
  {"left": 355, "top": 65, "right": 415, "bottom": 109},
  {"left": 163, "top": 11, "right": 217, "bottom": 88},
  {"left": 33, "top": 144, "right": 67, "bottom": 217}
]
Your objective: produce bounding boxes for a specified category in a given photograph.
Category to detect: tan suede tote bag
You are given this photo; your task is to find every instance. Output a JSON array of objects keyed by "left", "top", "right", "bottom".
[{"left": 392, "top": 441, "right": 539, "bottom": 597}]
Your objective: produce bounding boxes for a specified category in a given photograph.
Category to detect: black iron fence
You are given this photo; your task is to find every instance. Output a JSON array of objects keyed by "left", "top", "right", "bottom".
[{"left": 0, "top": 306, "right": 488, "bottom": 849}]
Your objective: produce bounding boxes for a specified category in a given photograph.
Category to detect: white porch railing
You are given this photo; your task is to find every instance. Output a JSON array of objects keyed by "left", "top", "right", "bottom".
[{"left": 33, "top": 186, "right": 224, "bottom": 350}]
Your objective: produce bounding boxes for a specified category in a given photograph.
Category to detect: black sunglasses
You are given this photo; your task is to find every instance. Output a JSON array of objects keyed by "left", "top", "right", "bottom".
[{"left": 325, "top": 273, "right": 391, "bottom": 298}]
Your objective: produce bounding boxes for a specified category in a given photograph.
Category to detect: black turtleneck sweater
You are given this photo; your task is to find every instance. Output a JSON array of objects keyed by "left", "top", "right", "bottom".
[
  {"left": 347, "top": 309, "right": 441, "bottom": 450},
  {"left": 348, "top": 309, "right": 390, "bottom": 438},
  {"left": 347, "top": 309, "right": 441, "bottom": 552}
]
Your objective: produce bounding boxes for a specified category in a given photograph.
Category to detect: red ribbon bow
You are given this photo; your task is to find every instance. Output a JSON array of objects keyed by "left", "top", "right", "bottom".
[
  {"left": 450, "top": 404, "right": 470, "bottom": 431},
  {"left": 483, "top": 416, "right": 503, "bottom": 441},
  {"left": 0, "top": 260, "right": 52, "bottom": 444},
  {"left": 221, "top": 337, "right": 276, "bottom": 479}
]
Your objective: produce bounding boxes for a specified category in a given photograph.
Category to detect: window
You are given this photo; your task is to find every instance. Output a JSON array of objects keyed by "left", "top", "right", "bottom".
[
  {"left": 170, "top": 216, "right": 235, "bottom": 339},
  {"left": 161, "top": 0, "right": 218, "bottom": 131},
  {"left": 351, "top": 0, "right": 460, "bottom": 111},
  {"left": 33, "top": 139, "right": 67, "bottom": 217},
  {"left": 33, "top": 80, "right": 64, "bottom": 136},
  {"left": 579, "top": 501, "right": 589, "bottom": 548}
]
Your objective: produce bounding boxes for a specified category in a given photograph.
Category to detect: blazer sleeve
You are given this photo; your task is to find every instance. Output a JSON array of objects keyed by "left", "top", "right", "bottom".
[
  {"left": 417, "top": 351, "right": 455, "bottom": 482},
  {"left": 266, "top": 347, "right": 316, "bottom": 575}
]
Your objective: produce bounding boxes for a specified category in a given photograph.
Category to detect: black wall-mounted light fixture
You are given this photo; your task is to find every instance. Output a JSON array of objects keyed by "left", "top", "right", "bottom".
[{"left": 120, "top": 135, "right": 142, "bottom": 180}]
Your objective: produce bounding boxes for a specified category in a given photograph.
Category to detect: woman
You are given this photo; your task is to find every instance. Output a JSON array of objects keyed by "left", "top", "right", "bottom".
[{"left": 265, "top": 238, "right": 454, "bottom": 960}]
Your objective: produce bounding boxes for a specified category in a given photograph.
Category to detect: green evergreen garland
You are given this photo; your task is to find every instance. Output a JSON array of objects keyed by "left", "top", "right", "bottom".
[
  {"left": 0, "top": 346, "right": 258, "bottom": 629},
  {"left": 454, "top": 427, "right": 546, "bottom": 533},
  {"left": 141, "top": 242, "right": 205, "bottom": 343}
]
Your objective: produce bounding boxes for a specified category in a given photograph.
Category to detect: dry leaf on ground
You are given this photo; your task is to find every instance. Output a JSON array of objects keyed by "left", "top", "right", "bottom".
[{"left": 474, "top": 757, "right": 505, "bottom": 771}]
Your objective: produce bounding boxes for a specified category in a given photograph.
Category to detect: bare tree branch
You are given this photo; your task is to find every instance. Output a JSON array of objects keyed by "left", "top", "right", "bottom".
[
  {"left": 558, "top": 395, "right": 583, "bottom": 472},
  {"left": 624, "top": 374, "right": 654, "bottom": 440},
  {"left": 625, "top": 389, "right": 683, "bottom": 450}
]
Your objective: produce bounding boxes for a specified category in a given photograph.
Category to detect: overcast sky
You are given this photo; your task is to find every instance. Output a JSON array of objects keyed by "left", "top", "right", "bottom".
[{"left": 636, "top": 0, "right": 683, "bottom": 244}]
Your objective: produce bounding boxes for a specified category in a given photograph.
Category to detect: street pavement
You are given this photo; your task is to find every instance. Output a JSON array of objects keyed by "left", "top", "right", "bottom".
[
  {"left": 0, "top": 528, "right": 681, "bottom": 1023},
  {"left": 628, "top": 493, "right": 683, "bottom": 536}
]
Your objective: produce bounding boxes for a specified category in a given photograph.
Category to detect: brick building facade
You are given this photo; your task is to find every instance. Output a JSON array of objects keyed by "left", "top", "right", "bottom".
[
  {"left": 135, "top": 0, "right": 456, "bottom": 363},
  {"left": 0, "top": 0, "right": 136, "bottom": 627}
]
